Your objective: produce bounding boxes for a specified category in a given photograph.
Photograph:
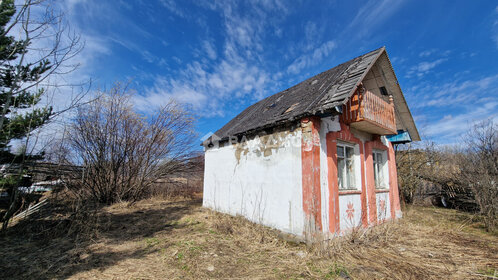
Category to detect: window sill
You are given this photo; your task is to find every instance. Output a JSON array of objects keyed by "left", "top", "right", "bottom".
[
  {"left": 375, "top": 189, "right": 389, "bottom": 193},
  {"left": 339, "top": 190, "right": 362, "bottom": 195}
]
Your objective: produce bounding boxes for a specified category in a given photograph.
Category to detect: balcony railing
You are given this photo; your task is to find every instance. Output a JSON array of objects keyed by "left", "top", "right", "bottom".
[{"left": 341, "top": 89, "right": 397, "bottom": 135}]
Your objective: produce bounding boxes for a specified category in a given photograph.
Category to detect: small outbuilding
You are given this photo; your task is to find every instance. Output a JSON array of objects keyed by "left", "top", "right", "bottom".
[{"left": 202, "top": 47, "right": 420, "bottom": 240}]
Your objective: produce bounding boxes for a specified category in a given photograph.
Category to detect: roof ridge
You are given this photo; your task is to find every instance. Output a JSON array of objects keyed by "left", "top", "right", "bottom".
[
  {"left": 305, "top": 47, "right": 385, "bottom": 113},
  {"left": 207, "top": 47, "right": 387, "bottom": 143},
  {"left": 304, "top": 54, "right": 365, "bottom": 114}
]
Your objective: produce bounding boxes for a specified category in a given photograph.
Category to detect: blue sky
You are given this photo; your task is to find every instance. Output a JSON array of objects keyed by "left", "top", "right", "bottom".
[{"left": 62, "top": 0, "right": 498, "bottom": 145}]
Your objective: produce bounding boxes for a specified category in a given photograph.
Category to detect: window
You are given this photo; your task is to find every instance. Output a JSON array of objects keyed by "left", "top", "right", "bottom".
[
  {"left": 379, "top": 86, "right": 389, "bottom": 96},
  {"left": 337, "top": 143, "right": 356, "bottom": 190},
  {"left": 373, "top": 150, "right": 387, "bottom": 189}
]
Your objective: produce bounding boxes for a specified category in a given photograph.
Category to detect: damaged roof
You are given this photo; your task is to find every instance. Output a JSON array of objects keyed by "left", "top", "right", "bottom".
[{"left": 209, "top": 47, "right": 385, "bottom": 142}]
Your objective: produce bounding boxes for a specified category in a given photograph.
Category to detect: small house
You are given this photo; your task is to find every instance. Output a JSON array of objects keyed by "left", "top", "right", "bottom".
[{"left": 202, "top": 47, "right": 420, "bottom": 239}]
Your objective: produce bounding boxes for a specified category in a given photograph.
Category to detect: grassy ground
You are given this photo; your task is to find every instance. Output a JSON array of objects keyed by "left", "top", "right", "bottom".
[{"left": 0, "top": 198, "right": 496, "bottom": 279}]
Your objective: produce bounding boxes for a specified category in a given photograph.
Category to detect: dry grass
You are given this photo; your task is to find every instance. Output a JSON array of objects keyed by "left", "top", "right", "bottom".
[{"left": 0, "top": 198, "right": 496, "bottom": 279}]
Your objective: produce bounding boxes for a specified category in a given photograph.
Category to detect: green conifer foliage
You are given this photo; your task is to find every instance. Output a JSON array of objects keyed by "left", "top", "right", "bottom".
[{"left": 0, "top": 0, "right": 52, "bottom": 162}]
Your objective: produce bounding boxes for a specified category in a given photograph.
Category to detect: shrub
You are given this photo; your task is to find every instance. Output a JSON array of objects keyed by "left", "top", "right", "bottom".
[
  {"left": 457, "top": 120, "right": 497, "bottom": 232},
  {"left": 66, "top": 84, "right": 196, "bottom": 204}
]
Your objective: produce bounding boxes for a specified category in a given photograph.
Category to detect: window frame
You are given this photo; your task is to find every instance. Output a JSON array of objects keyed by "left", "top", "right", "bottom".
[
  {"left": 372, "top": 149, "right": 388, "bottom": 190},
  {"left": 336, "top": 142, "right": 359, "bottom": 190}
]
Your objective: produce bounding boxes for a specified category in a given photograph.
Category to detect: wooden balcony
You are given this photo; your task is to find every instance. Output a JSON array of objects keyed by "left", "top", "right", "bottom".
[{"left": 341, "top": 89, "right": 397, "bottom": 135}]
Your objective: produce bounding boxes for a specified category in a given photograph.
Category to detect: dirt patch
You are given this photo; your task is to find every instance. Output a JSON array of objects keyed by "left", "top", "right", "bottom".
[{"left": 0, "top": 199, "right": 496, "bottom": 279}]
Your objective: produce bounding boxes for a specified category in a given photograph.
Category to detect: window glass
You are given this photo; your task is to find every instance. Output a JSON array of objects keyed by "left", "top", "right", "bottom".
[
  {"left": 337, "top": 146, "right": 344, "bottom": 158},
  {"left": 346, "top": 157, "right": 355, "bottom": 188},
  {"left": 337, "top": 143, "right": 356, "bottom": 190},
  {"left": 377, "top": 153, "right": 383, "bottom": 163},
  {"left": 373, "top": 150, "right": 387, "bottom": 189},
  {"left": 346, "top": 146, "right": 354, "bottom": 158},
  {"left": 337, "top": 156, "right": 345, "bottom": 189}
]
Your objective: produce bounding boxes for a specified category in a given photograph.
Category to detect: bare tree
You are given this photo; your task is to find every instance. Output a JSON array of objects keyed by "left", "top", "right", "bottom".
[
  {"left": 396, "top": 121, "right": 497, "bottom": 232},
  {"left": 395, "top": 141, "right": 442, "bottom": 204},
  {"left": 457, "top": 120, "right": 497, "bottom": 231},
  {"left": 1, "top": 0, "right": 85, "bottom": 230},
  {"left": 0, "top": 0, "right": 84, "bottom": 133},
  {"left": 66, "top": 84, "right": 197, "bottom": 204}
]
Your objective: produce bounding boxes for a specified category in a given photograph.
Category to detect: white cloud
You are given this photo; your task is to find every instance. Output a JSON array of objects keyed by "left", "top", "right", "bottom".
[
  {"left": 390, "top": 56, "right": 406, "bottom": 66},
  {"left": 406, "top": 58, "right": 447, "bottom": 78},
  {"left": 287, "top": 40, "right": 337, "bottom": 74},
  {"left": 416, "top": 59, "right": 447, "bottom": 72},
  {"left": 202, "top": 40, "right": 217, "bottom": 60},
  {"left": 419, "top": 49, "right": 437, "bottom": 57},
  {"left": 2, "top": 0, "right": 114, "bottom": 154},
  {"left": 348, "top": 0, "right": 405, "bottom": 37},
  {"left": 410, "top": 74, "right": 498, "bottom": 109},
  {"left": 492, "top": 6, "right": 498, "bottom": 48},
  {"left": 423, "top": 102, "right": 498, "bottom": 141},
  {"left": 137, "top": 55, "right": 270, "bottom": 117},
  {"left": 107, "top": 36, "right": 167, "bottom": 66},
  {"left": 10, "top": 1, "right": 109, "bottom": 113},
  {"left": 304, "top": 21, "right": 321, "bottom": 51},
  {"left": 135, "top": 1, "right": 288, "bottom": 116},
  {"left": 160, "top": 0, "right": 186, "bottom": 18},
  {"left": 64, "top": 0, "right": 88, "bottom": 11},
  {"left": 408, "top": 73, "right": 498, "bottom": 143}
]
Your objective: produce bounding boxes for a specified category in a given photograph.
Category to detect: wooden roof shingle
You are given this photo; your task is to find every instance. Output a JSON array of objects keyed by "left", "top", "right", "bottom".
[{"left": 208, "top": 47, "right": 385, "bottom": 143}]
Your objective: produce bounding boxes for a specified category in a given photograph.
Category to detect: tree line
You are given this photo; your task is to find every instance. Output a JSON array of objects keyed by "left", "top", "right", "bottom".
[{"left": 396, "top": 120, "right": 497, "bottom": 232}]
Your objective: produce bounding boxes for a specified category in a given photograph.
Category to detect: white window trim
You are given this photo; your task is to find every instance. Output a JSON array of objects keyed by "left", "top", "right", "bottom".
[
  {"left": 337, "top": 141, "right": 361, "bottom": 191},
  {"left": 373, "top": 149, "right": 389, "bottom": 190}
]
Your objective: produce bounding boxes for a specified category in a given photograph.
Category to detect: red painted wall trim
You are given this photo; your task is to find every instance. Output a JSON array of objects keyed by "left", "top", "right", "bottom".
[
  {"left": 375, "top": 189, "right": 390, "bottom": 193},
  {"left": 365, "top": 137, "right": 401, "bottom": 223},
  {"left": 387, "top": 142, "right": 401, "bottom": 218},
  {"left": 364, "top": 141, "right": 376, "bottom": 224},
  {"left": 339, "top": 190, "right": 362, "bottom": 195},
  {"left": 326, "top": 133, "right": 340, "bottom": 234},
  {"left": 301, "top": 117, "right": 322, "bottom": 233},
  {"left": 326, "top": 122, "right": 368, "bottom": 232},
  {"left": 365, "top": 137, "right": 389, "bottom": 224}
]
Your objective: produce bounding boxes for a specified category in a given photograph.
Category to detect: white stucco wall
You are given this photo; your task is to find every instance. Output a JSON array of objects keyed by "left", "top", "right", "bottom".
[
  {"left": 376, "top": 192, "right": 391, "bottom": 221},
  {"left": 204, "top": 116, "right": 399, "bottom": 238},
  {"left": 203, "top": 130, "right": 304, "bottom": 236},
  {"left": 338, "top": 194, "right": 364, "bottom": 231},
  {"left": 319, "top": 116, "right": 341, "bottom": 234},
  {"left": 377, "top": 136, "right": 392, "bottom": 221},
  {"left": 319, "top": 117, "right": 372, "bottom": 234},
  {"left": 318, "top": 116, "right": 371, "bottom": 234}
]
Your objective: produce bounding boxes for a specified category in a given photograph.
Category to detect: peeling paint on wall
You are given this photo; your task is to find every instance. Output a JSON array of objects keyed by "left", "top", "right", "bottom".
[
  {"left": 321, "top": 116, "right": 341, "bottom": 132},
  {"left": 301, "top": 117, "right": 322, "bottom": 238},
  {"left": 203, "top": 113, "right": 403, "bottom": 240},
  {"left": 233, "top": 130, "right": 298, "bottom": 164},
  {"left": 203, "top": 128, "right": 305, "bottom": 236}
]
